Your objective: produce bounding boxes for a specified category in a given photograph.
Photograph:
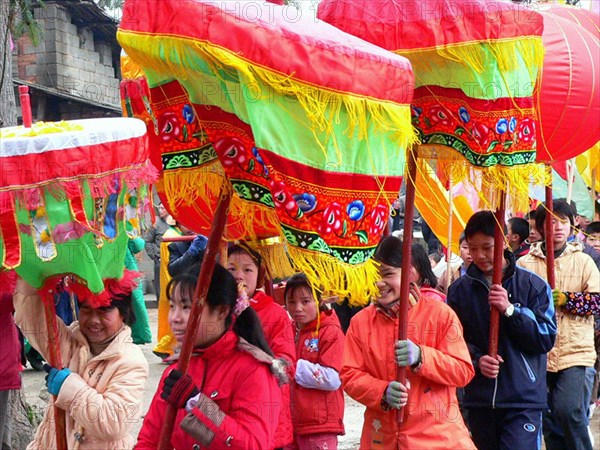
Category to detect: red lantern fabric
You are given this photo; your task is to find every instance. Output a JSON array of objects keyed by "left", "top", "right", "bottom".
[{"left": 535, "top": 10, "right": 600, "bottom": 163}]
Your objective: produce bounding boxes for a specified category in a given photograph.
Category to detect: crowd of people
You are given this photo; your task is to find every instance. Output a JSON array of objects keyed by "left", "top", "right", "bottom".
[{"left": 2, "top": 197, "right": 599, "bottom": 449}]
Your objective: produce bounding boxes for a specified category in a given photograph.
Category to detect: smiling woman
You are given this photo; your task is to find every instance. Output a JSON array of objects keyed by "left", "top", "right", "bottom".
[
  {"left": 12, "top": 274, "right": 149, "bottom": 449},
  {"left": 340, "top": 235, "right": 475, "bottom": 449}
]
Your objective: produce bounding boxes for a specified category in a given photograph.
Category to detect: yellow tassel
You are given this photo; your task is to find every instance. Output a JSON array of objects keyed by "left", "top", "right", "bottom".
[{"left": 287, "top": 246, "right": 379, "bottom": 307}]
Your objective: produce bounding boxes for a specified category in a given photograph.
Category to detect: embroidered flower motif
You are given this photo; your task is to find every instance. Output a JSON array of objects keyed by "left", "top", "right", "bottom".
[
  {"left": 369, "top": 204, "right": 389, "bottom": 237},
  {"left": 496, "top": 118, "right": 509, "bottom": 134},
  {"left": 270, "top": 180, "right": 297, "bottom": 214},
  {"left": 471, "top": 121, "right": 491, "bottom": 148},
  {"left": 427, "top": 105, "right": 452, "bottom": 127},
  {"left": 509, "top": 117, "right": 517, "bottom": 133},
  {"left": 182, "top": 104, "right": 195, "bottom": 124},
  {"left": 293, "top": 193, "right": 317, "bottom": 213},
  {"left": 157, "top": 111, "right": 180, "bottom": 143},
  {"left": 458, "top": 106, "right": 470, "bottom": 124},
  {"left": 318, "top": 202, "right": 344, "bottom": 235},
  {"left": 347, "top": 200, "right": 365, "bottom": 221},
  {"left": 214, "top": 137, "right": 247, "bottom": 167},
  {"left": 517, "top": 118, "right": 536, "bottom": 144}
]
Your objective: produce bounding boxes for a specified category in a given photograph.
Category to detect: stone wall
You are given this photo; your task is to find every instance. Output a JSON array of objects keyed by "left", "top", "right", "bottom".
[{"left": 14, "top": 2, "right": 120, "bottom": 110}]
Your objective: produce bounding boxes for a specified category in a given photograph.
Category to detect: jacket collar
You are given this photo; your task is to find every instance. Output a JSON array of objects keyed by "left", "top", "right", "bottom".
[
  {"left": 466, "top": 248, "right": 516, "bottom": 286},
  {"left": 375, "top": 283, "right": 420, "bottom": 319},
  {"left": 528, "top": 241, "right": 583, "bottom": 259},
  {"left": 296, "top": 310, "right": 337, "bottom": 333}
]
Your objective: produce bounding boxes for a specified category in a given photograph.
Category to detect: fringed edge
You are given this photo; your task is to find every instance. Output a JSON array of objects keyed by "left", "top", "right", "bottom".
[
  {"left": 397, "top": 36, "right": 544, "bottom": 77},
  {"left": 447, "top": 162, "right": 550, "bottom": 213},
  {"left": 252, "top": 239, "right": 295, "bottom": 281},
  {"left": 37, "top": 270, "right": 141, "bottom": 308},
  {"left": 118, "top": 32, "right": 418, "bottom": 150},
  {"left": 287, "top": 246, "right": 379, "bottom": 307},
  {"left": 10, "top": 159, "right": 157, "bottom": 211},
  {"left": 161, "top": 167, "right": 282, "bottom": 241}
]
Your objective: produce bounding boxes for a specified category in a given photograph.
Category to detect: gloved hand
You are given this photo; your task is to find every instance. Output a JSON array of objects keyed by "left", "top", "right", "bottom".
[
  {"left": 188, "top": 235, "right": 208, "bottom": 257},
  {"left": 43, "top": 364, "right": 71, "bottom": 396},
  {"left": 552, "top": 289, "right": 567, "bottom": 307},
  {"left": 385, "top": 380, "right": 409, "bottom": 409},
  {"left": 161, "top": 369, "right": 199, "bottom": 408},
  {"left": 395, "top": 339, "right": 421, "bottom": 367}
]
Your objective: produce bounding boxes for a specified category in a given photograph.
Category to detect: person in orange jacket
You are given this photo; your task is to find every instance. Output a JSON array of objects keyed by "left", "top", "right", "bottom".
[
  {"left": 341, "top": 235, "right": 476, "bottom": 449},
  {"left": 285, "top": 273, "right": 345, "bottom": 449},
  {"left": 227, "top": 242, "right": 295, "bottom": 449}
]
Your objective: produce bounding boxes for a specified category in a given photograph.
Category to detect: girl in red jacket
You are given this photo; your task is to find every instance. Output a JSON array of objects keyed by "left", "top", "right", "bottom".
[
  {"left": 227, "top": 242, "right": 295, "bottom": 448},
  {"left": 136, "top": 264, "right": 284, "bottom": 449},
  {"left": 284, "top": 273, "right": 345, "bottom": 450}
]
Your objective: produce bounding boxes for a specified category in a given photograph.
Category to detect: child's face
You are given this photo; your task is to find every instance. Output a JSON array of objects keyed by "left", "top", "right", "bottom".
[
  {"left": 550, "top": 215, "right": 571, "bottom": 248},
  {"left": 529, "top": 219, "right": 542, "bottom": 243},
  {"left": 376, "top": 262, "right": 402, "bottom": 306},
  {"left": 168, "top": 283, "right": 227, "bottom": 348},
  {"left": 78, "top": 303, "right": 124, "bottom": 344},
  {"left": 459, "top": 241, "right": 472, "bottom": 267},
  {"left": 467, "top": 233, "right": 495, "bottom": 277},
  {"left": 587, "top": 232, "right": 600, "bottom": 252},
  {"left": 286, "top": 286, "right": 318, "bottom": 328},
  {"left": 227, "top": 252, "right": 259, "bottom": 297}
]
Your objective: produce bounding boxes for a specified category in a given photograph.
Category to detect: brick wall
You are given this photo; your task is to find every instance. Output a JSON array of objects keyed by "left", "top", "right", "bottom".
[{"left": 13, "top": 3, "right": 120, "bottom": 109}]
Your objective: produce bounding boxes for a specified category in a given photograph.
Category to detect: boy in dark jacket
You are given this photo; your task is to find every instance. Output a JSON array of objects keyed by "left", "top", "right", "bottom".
[{"left": 448, "top": 211, "right": 557, "bottom": 450}]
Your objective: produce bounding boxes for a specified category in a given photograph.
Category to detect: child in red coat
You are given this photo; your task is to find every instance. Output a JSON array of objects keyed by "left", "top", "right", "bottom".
[
  {"left": 136, "top": 265, "right": 284, "bottom": 449},
  {"left": 227, "top": 242, "right": 295, "bottom": 448},
  {"left": 285, "top": 273, "right": 345, "bottom": 449}
]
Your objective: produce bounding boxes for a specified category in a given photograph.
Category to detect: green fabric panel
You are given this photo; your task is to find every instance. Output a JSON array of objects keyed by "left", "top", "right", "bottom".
[
  {"left": 10, "top": 183, "right": 128, "bottom": 293},
  {"left": 413, "top": 52, "right": 539, "bottom": 100}
]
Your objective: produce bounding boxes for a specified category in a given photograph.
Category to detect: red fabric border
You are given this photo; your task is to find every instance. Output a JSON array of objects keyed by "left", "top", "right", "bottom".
[{"left": 0, "top": 134, "right": 148, "bottom": 190}]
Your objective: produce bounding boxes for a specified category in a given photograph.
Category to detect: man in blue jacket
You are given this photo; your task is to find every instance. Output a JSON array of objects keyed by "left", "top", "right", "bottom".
[{"left": 448, "top": 211, "right": 557, "bottom": 450}]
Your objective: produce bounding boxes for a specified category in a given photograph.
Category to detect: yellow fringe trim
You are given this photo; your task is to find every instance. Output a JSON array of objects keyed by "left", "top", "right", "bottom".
[
  {"left": 118, "top": 31, "right": 418, "bottom": 151},
  {"left": 395, "top": 37, "right": 544, "bottom": 81},
  {"left": 287, "top": 246, "right": 379, "bottom": 307},
  {"left": 161, "top": 165, "right": 282, "bottom": 242},
  {"left": 447, "top": 162, "right": 550, "bottom": 213},
  {"left": 253, "top": 239, "right": 296, "bottom": 281}
]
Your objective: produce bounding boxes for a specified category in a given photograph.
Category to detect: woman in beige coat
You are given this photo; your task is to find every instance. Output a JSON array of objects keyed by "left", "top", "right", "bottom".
[{"left": 13, "top": 274, "right": 149, "bottom": 449}]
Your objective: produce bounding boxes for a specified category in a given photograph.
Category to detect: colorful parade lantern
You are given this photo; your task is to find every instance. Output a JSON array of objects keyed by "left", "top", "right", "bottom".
[
  {"left": 118, "top": 0, "right": 416, "bottom": 302},
  {"left": 535, "top": 6, "right": 600, "bottom": 163},
  {"left": 319, "top": 0, "right": 548, "bottom": 211},
  {"left": 0, "top": 118, "right": 157, "bottom": 303}
]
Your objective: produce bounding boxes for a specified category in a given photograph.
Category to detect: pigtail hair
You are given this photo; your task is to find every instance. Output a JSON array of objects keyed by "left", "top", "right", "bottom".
[{"left": 234, "top": 307, "right": 274, "bottom": 357}]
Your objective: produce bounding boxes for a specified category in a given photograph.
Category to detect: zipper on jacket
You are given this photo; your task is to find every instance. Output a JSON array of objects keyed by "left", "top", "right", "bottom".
[{"left": 492, "top": 377, "right": 498, "bottom": 409}]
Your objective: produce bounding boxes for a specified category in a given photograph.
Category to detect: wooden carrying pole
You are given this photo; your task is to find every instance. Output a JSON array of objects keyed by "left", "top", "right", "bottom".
[
  {"left": 488, "top": 193, "right": 506, "bottom": 357},
  {"left": 545, "top": 175, "right": 556, "bottom": 289},
  {"left": 158, "top": 185, "right": 232, "bottom": 449},
  {"left": 42, "top": 302, "right": 68, "bottom": 449},
  {"left": 396, "top": 147, "right": 418, "bottom": 423}
]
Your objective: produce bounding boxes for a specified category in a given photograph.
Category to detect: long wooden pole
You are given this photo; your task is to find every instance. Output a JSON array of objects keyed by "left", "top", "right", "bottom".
[
  {"left": 445, "top": 177, "right": 454, "bottom": 290},
  {"left": 545, "top": 171, "right": 556, "bottom": 289},
  {"left": 488, "top": 193, "right": 506, "bottom": 357},
  {"left": 158, "top": 184, "right": 232, "bottom": 449},
  {"left": 397, "top": 146, "right": 417, "bottom": 423},
  {"left": 42, "top": 302, "right": 68, "bottom": 450}
]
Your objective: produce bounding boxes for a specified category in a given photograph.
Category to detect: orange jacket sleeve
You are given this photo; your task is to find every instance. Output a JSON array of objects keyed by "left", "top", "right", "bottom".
[{"left": 417, "top": 307, "right": 474, "bottom": 388}]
